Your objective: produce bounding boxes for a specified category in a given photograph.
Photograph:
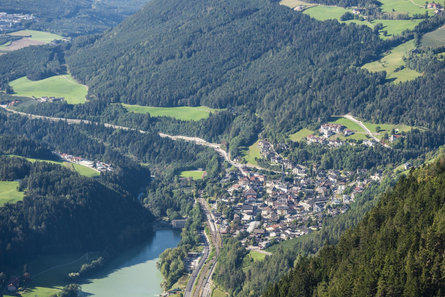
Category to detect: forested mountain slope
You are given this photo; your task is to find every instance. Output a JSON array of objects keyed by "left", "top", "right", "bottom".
[
  {"left": 0, "top": 155, "right": 154, "bottom": 270},
  {"left": 67, "top": 0, "right": 384, "bottom": 110},
  {"left": 67, "top": 0, "right": 445, "bottom": 137},
  {"left": 263, "top": 159, "right": 445, "bottom": 297}
]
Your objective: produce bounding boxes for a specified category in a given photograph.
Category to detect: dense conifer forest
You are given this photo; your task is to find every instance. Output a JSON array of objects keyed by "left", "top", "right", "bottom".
[{"left": 0, "top": 155, "right": 154, "bottom": 270}]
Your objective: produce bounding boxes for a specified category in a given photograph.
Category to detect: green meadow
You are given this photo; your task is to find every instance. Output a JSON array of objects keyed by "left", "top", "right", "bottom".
[
  {"left": 379, "top": 0, "right": 431, "bottom": 16},
  {"left": 303, "top": 6, "right": 350, "bottom": 21},
  {"left": 289, "top": 128, "right": 314, "bottom": 142},
  {"left": 362, "top": 122, "right": 418, "bottom": 140},
  {"left": 280, "top": 0, "right": 315, "bottom": 9},
  {"left": 328, "top": 117, "right": 369, "bottom": 140},
  {"left": 10, "top": 75, "right": 88, "bottom": 104},
  {"left": 302, "top": 5, "right": 422, "bottom": 39},
  {"left": 180, "top": 170, "right": 206, "bottom": 180},
  {"left": 247, "top": 250, "right": 267, "bottom": 262},
  {"left": 122, "top": 104, "right": 221, "bottom": 121},
  {"left": 375, "top": 19, "right": 422, "bottom": 39},
  {"left": 242, "top": 140, "right": 262, "bottom": 166},
  {"left": 65, "top": 163, "right": 100, "bottom": 178},
  {"left": 362, "top": 40, "right": 422, "bottom": 83},
  {"left": 0, "top": 181, "right": 24, "bottom": 206},
  {"left": 9, "top": 30, "right": 64, "bottom": 43},
  {"left": 422, "top": 25, "right": 445, "bottom": 48},
  {"left": 7, "top": 155, "right": 99, "bottom": 177}
]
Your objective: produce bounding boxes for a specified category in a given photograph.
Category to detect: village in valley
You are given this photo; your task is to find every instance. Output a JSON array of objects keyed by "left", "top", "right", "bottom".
[
  {"left": 0, "top": 12, "right": 35, "bottom": 32},
  {"left": 206, "top": 138, "right": 384, "bottom": 252}
]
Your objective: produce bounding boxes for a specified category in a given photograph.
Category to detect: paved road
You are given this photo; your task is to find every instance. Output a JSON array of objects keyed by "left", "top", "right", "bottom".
[
  {"left": 343, "top": 114, "right": 391, "bottom": 149},
  {"left": 1, "top": 105, "right": 276, "bottom": 175}
]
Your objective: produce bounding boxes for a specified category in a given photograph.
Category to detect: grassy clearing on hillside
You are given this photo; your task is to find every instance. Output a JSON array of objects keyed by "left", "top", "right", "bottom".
[
  {"left": 65, "top": 163, "right": 100, "bottom": 177},
  {"left": 10, "top": 75, "right": 88, "bottom": 104},
  {"left": 422, "top": 25, "right": 445, "bottom": 48},
  {"left": 362, "top": 122, "right": 418, "bottom": 140},
  {"left": 328, "top": 117, "right": 369, "bottom": 140},
  {"left": 122, "top": 104, "right": 220, "bottom": 121},
  {"left": 7, "top": 155, "right": 98, "bottom": 177},
  {"left": 379, "top": 0, "right": 431, "bottom": 16},
  {"left": 0, "top": 181, "right": 24, "bottom": 206},
  {"left": 376, "top": 19, "right": 422, "bottom": 38},
  {"left": 9, "top": 30, "right": 64, "bottom": 43},
  {"left": 329, "top": 117, "right": 364, "bottom": 132},
  {"left": 180, "top": 170, "right": 205, "bottom": 180},
  {"left": 242, "top": 140, "right": 261, "bottom": 166},
  {"left": 362, "top": 40, "right": 422, "bottom": 83},
  {"left": 303, "top": 6, "right": 350, "bottom": 21},
  {"left": 289, "top": 128, "right": 314, "bottom": 141},
  {"left": 301, "top": 5, "right": 421, "bottom": 39},
  {"left": 248, "top": 250, "right": 267, "bottom": 262},
  {"left": 279, "top": 0, "right": 315, "bottom": 8}
]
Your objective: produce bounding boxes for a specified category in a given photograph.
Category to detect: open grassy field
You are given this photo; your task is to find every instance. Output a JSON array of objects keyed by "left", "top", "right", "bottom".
[
  {"left": 65, "top": 163, "right": 100, "bottom": 178},
  {"left": 0, "top": 30, "right": 64, "bottom": 52},
  {"left": 362, "top": 121, "right": 420, "bottom": 140},
  {"left": 362, "top": 40, "right": 422, "bottom": 83},
  {"left": 329, "top": 117, "right": 364, "bottom": 132},
  {"left": 212, "top": 286, "right": 227, "bottom": 297},
  {"left": 328, "top": 117, "right": 369, "bottom": 140},
  {"left": 422, "top": 25, "right": 445, "bottom": 48},
  {"left": 379, "top": 0, "right": 431, "bottom": 16},
  {"left": 180, "top": 170, "right": 206, "bottom": 180},
  {"left": 289, "top": 128, "right": 314, "bottom": 142},
  {"left": 122, "top": 104, "right": 220, "bottom": 121},
  {"left": 9, "top": 30, "right": 64, "bottom": 43},
  {"left": 7, "top": 155, "right": 98, "bottom": 177},
  {"left": 0, "top": 181, "right": 24, "bottom": 206},
  {"left": 247, "top": 250, "right": 267, "bottom": 262},
  {"left": 10, "top": 75, "right": 88, "bottom": 104},
  {"left": 303, "top": 5, "right": 350, "bottom": 21},
  {"left": 375, "top": 19, "right": 422, "bottom": 38},
  {"left": 279, "top": 0, "right": 315, "bottom": 8},
  {"left": 301, "top": 5, "right": 421, "bottom": 39},
  {"left": 242, "top": 140, "right": 262, "bottom": 166}
]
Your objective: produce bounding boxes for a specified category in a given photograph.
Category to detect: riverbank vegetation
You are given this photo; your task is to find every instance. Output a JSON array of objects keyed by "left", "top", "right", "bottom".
[{"left": 158, "top": 205, "right": 205, "bottom": 289}]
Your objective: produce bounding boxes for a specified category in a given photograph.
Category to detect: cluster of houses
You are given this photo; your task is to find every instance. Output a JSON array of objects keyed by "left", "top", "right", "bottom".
[
  {"left": 426, "top": 2, "right": 443, "bottom": 13},
  {"left": 32, "top": 96, "right": 65, "bottom": 103},
  {"left": 1, "top": 272, "right": 31, "bottom": 294},
  {"left": 302, "top": 123, "right": 356, "bottom": 147},
  {"left": 0, "top": 12, "right": 34, "bottom": 31},
  {"left": 307, "top": 134, "right": 346, "bottom": 147},
  {"left": 55, "top": 152, "right": 113, "bottom": 172},
  {"left": 211, "top": 162, "right": 381, "bottom": 250}
]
